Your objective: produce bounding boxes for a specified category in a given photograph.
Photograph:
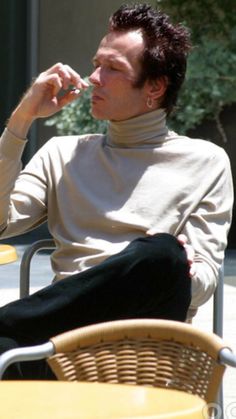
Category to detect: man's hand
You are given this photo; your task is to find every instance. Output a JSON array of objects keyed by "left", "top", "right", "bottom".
[
  {"left": 177, "top": 234, "right": 196, "bottom": 278},
  {"left": 147, "top": 230, "right": 196, "bottom": 278},
  {"left": 7, "top": 63, "right": 89, "bottom": 138}
]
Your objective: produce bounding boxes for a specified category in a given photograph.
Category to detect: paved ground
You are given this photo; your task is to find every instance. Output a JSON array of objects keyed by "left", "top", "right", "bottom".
[{"left": 0, "top": 241, "right": 236, "bottom": 417}]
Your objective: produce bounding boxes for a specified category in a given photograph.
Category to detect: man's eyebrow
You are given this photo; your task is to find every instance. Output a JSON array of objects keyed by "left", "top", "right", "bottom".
[
  {"left": 92, "top": 56, "right": 99, "bottom": 65},
  {"left": 92, "top": 55, "right": 127, "bottom": 67}
]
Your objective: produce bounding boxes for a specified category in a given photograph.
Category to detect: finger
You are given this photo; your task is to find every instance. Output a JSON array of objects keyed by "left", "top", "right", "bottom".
[
  {"left": 41, "top": 63, "right": 87, "bottom": 91},
  {"left": 32, "top": 72, "right": 63, "bottom": 99},
  {"left": 52, "top": 63, "right": 89, "bottom": 91},
  {"left": 181, "top": 241, "right": 194, "bottom": 260},
  {"left": 54, "top": 63, "right": 73, "bottom": 91},
  {"left": 43, "top": 62, "right": 67, "bottom": 76},
  {"left": 42, "top": 63, "right": 80, "bottom": 90},
  {"left": 41, "top": 74, "right": 63, "bottom": 97},
  {"left": 57, "top": 88, "right": 82, "bottom": 109},
  {"left": 185, "top": 244, "right": 195, "bottom": 262},
  {"left": 63, "top": 64, "right": 89, "bottom": 89},
  {"left": 177, "top": 234, "right": 187, "bottom": 245},
  {"left": 189, "top": 264, "right": 196, "bottom": 278}
]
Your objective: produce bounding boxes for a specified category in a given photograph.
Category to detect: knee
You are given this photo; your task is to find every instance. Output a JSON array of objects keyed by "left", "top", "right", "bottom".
[
  {"left": 129, "top": 233, "right": 189, "bottom": 278},
  {"left": 131, "top": 233, "right": 185, "bottom": 260}
]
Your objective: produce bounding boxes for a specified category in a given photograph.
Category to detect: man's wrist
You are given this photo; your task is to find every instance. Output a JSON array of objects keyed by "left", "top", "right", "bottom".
[{"left": 7, "top": 108, "right": 35, "bottom": 139}]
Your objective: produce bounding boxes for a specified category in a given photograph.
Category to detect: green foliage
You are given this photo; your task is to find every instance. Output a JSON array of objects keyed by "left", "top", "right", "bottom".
[
  {"left": 170, "top": 35, "right": 236, "bottom": 134},
  {"left": 158, "top": 0, "right": 236, "bottom": 136},
  {"left": 46, "top": 2, "right": 236, "bottom": 139}
]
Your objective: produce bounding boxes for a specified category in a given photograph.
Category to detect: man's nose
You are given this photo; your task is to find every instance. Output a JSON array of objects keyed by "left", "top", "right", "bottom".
[{"left": 89, "top": 68, "right": 102, "bottom": 86}]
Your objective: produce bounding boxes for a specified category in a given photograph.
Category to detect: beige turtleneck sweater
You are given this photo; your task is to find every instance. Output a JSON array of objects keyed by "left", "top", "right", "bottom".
[{"left": 0, "top": 109, "right": 233, "bottom": 312}]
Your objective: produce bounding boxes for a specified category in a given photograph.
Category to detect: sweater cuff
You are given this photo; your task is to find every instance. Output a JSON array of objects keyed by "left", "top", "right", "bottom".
[
  {"left": 190, "top": 262, "right": 217, "bottom": 308},
  {"left": 0, "top": 127, "right": 28, "bottom": 160}
]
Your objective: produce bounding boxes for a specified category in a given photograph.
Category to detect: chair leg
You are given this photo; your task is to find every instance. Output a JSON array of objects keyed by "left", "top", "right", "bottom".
[
  {"left": 213, "top": 266, "right": 224, "bottom": 338},
  {"left": 213, "top": 264, "right": 224, "bottom": 418},
  {"left": 217, "top": 385, "right": 224, "bottom": 419}
]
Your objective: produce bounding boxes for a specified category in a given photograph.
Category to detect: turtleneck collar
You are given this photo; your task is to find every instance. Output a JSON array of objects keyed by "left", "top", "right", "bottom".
[{"left": 106, "top": 108, "right": 168, "bottom": 148}]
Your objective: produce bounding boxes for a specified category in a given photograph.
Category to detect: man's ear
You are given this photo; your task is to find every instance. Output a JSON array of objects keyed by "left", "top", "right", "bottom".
[{"left": 146, "top": 76, "right": 168, "bottom": 100}]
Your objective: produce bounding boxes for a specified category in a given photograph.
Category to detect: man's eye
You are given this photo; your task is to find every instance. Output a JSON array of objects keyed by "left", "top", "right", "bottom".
[{"left": 108, "top": 65, "right": 120, "bottom": 71}]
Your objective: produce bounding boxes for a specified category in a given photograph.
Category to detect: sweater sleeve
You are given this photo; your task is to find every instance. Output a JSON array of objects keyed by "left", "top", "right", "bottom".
[
  {"left": 182, "top": 147, "right": 233, "bottom": 308},
  {"left": 0, "top": 128, "right": 48, "bottom": 238}
]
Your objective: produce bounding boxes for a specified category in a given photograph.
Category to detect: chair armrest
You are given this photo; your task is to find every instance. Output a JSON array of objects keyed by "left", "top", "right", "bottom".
[
  {"left": 219, "top": 347, "right": 236, "bottom": 368},
  {"left": 0, "top": 341, "right": 54, "bottom": 379},
  {"left": 20, "top": 239, "right": 56, "bottom": 298}
]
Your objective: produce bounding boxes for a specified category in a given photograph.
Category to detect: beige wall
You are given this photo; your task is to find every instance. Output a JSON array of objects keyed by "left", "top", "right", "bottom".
[
  {"left": 37, "top": 0, "right": 155, "bottom": 144},
  {"left": 39, "top": 0, "right": 140, "bottom": 74}
]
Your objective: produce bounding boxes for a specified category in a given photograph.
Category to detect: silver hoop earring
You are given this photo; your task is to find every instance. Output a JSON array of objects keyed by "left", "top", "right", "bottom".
[{"left": 147, "top": 97, "right": 154, "bottom": 109}]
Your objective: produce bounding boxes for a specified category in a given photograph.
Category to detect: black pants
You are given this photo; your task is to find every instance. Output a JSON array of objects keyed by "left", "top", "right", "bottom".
[{"left": 0, "top": 233, "right": 191, "bottom": 379}]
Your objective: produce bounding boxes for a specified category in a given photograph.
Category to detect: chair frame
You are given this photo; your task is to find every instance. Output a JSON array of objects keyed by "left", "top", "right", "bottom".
[
  {"left": 19, "top": 239, "right": 55, "bottom": 299},
  {"left": 18, "top": 240, "right": 226, "bottom": 414},
  {"left": 0, "top": 319, "right": 235, "bottom": 405}
]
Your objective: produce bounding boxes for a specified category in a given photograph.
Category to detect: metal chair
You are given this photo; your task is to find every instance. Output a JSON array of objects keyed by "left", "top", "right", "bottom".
[
  {"left": 18, "top": 240, "right": 226, "bottom": 414},
  {"left": 0, "top": 318, "right": 236, "bottom": 406}
]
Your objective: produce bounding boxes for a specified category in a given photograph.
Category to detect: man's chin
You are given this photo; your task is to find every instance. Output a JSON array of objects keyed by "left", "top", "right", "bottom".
[{"left": 91, "top": 109, "right": 107, "bottom": 121}]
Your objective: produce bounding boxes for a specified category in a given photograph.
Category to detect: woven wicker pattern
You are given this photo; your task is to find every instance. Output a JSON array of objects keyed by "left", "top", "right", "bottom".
[{"left": 47, "top": 319, "right": 225, "bottom": 403}]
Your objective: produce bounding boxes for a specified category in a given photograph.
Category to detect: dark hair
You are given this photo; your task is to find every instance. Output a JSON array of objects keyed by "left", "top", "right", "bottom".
[{"left": 109, "top": 3, "right": 191, "bottom": 114}]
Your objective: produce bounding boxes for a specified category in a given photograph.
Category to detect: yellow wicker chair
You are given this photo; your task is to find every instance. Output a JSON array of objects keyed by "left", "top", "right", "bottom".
[{"left": 0, "top": 319, "right": 236, "bottom": 405}]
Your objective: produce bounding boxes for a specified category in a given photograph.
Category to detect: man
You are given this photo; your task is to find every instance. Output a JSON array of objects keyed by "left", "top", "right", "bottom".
[{"left": 0, "top": 4, "right": 233, "bottom": 379}]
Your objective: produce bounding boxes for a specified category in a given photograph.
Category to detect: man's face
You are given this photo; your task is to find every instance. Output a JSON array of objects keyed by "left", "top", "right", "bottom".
[{"left": 89, "top": 30, "right": 150, "bottom": 121}]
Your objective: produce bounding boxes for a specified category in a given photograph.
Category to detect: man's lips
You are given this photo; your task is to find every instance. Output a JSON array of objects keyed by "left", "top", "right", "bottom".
[{"left": 91, "top": 93, "right": 104, "bottom": 102}]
